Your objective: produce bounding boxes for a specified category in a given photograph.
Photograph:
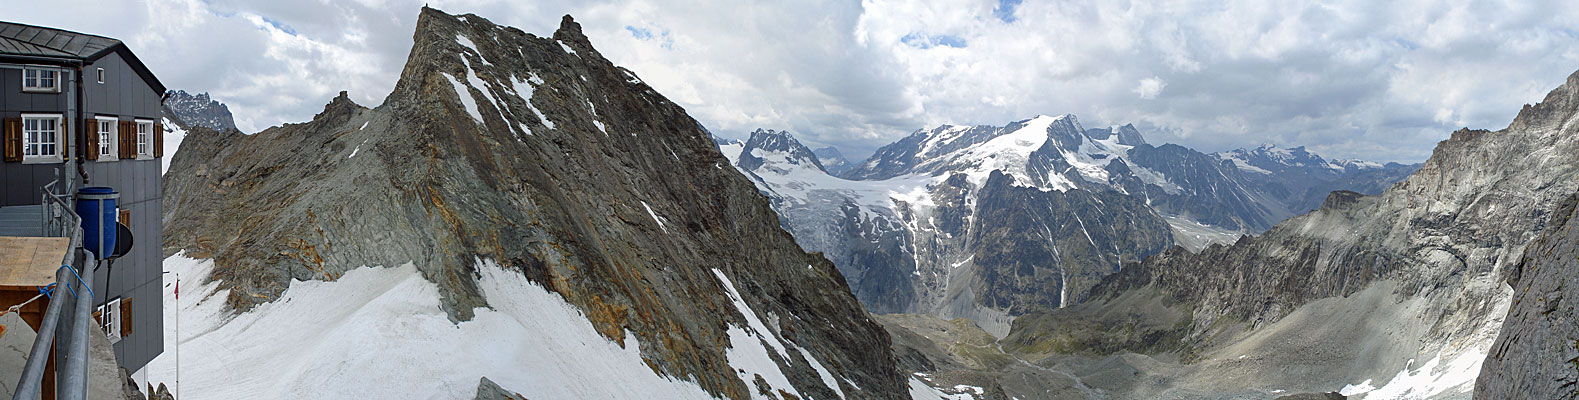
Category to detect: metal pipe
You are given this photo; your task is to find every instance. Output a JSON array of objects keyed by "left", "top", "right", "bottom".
[
  {"left": 57, "top": 259, "right": 94, "bottom": 400},
  {"left": 74, "top": 66, "right": 86, "bottom": 183},
  {"left": 12, "top": 268, "right": 68, "bottom": 400}
]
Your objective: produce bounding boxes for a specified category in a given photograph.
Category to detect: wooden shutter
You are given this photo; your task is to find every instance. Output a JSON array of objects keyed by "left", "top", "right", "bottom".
[
  {"left": 118, "top": 121, "right": 134, "bottom": 159},
  {"left": 3, "top": 117, "right": 20, "bottom": 163},
  {"left": 84, "top": 118, "right": 98, "bottom": 161},
  {"left": 153, "top": 122, "right": 164, "bottom": 157},
  {"left": 118, "top": 209, "right": 131, "bottom": 228},
  {"left": 120, "top": 297, "right": 133, "bottom": 337},
  {"left": 60, "top": 118, "right": 70, "bottom": 161}
]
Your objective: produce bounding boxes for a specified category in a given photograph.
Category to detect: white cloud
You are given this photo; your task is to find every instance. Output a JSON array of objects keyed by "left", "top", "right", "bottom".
[
  {"left": 1134, "top": 77, "right": 1166, "bottom": 100},
  {"left": 10, "top": 0, "right": 1579, "bottom": 163}
]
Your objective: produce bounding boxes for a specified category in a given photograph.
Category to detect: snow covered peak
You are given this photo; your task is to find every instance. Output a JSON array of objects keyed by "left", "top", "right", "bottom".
[
  {"left": 737, "top": 128, "right": 827, "bottom": 174},
  {"left": 847, "top": 113, "right": 1144, "bottom": 188}
]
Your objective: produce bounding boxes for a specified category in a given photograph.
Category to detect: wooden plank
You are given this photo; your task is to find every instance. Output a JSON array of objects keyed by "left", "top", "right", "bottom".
[{"left": 0, "top": 236, "right": 68, "bottom": 289}]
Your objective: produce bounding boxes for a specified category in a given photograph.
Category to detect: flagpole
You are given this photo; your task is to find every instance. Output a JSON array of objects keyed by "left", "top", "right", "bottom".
[
  {"left": 164, "top": 271, "right": 180, "bottom": 399},
  {"left": 175, "top": 273, "right": 179, "bottom": 400}
]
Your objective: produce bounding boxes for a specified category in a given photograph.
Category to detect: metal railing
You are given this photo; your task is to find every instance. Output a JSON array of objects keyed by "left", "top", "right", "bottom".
[
  {"left": 14, "top": 180, "right": 96, "bottom": 400},
  {"left": 40, "top": 179, "right": 78, "bottom": 238}
]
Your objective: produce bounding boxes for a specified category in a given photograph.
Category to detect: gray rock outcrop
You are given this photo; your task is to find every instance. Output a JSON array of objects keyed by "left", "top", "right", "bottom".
[
  {"left": 473, "top": 377, "right": 526, "bottom": 400},
  {"left": 1475, "top": 193, "right": 1579, "bottom": 399}
]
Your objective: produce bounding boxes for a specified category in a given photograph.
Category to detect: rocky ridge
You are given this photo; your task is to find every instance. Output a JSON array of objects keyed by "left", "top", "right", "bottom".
[
  {"left": 161, "top": 90, "right": 237, "bottom": 132},
  {"left": 162, "top": 8, "right": 903, "bottom": 399}
]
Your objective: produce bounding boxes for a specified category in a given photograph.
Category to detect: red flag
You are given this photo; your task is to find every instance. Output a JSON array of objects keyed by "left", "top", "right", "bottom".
[{"left": 174, "top": 278, "right": 179, "bottom": 300}]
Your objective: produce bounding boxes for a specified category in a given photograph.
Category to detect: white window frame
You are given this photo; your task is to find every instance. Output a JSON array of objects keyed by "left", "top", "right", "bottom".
[
  {"left": 21, "top": 66, "right": 61, "bottom": 92},
  {"left": 135, "top": 119, "right": 154, "bottom": 159},
  {"left": 20, "top": 113, "right": 63, "bottom": 164},
  {"left": 96, "top": 116, "right": 118, "bottom": 161},
  {"left": 96, "top": 67, "right": 104, "bottom": 84},
  {"left": 100, "top": 298, "right": 122, "bottom": 344}
]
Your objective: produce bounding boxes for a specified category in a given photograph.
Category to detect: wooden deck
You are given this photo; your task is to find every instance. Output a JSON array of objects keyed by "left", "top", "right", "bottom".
[{"left": 0, "top": 236, "right": 68, "bottom": 290}]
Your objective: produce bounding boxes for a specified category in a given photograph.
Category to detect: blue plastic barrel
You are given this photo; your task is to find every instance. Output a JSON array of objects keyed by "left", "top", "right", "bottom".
[{"left": 76, "top": 187, "right": 119, "bottom": 259}]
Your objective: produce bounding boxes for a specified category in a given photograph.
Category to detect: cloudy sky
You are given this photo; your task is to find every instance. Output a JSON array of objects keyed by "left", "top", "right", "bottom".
[{"left": 12, "top": 0, "right": 1579, "bottom": 162}]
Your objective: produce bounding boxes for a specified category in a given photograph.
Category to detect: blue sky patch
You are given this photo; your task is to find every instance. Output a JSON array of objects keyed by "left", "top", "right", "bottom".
[
  {"left": 901, "top": 33, "right": 967, "bottom": 49},
  {"left": 625, "top": 26, "right": 654, "bottom": 40},
  {"left": 261, "top": 16, "right": 297, "bottom": 35},
  {"left": 993, "top": 0, "right": 1022, "bottom": 23},
  {"left": 625, "top": 25, "right": 674, "bottom": 50}
]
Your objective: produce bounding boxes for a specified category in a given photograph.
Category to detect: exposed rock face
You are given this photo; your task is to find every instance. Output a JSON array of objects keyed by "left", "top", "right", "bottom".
[
  {"left": 1476, "top": 193, "right": 1579, "bottom": 399},
  {"left": 162, "top": 7, "right": 903, "bottom": 399},
  {"left": 969, "top": 171, "right": 1173, "bottom": 314},
  {"left": 473, "top": 377, "right": 526, "bottom": 400},
  {"left": 1116, "top": 143, "right": 1286, "bottom": 232},
  {"left": 1060, "top": 69, "right": 1579, "bottom": 392},
  {"left": 1083, "top": 124, "right": 1147, "bottom": 146},
  {"left": 162, "top": 90, "right": 237, "bottom": 132}
]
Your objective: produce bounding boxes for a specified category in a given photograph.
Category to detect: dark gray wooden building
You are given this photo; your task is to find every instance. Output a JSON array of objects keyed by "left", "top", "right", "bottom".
[{"left": 0, "top": 21, "right": 165, "bottom": 377}]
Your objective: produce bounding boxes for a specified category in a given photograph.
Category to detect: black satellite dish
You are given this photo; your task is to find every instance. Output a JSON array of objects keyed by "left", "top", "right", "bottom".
[{"left": 111, "top": 222, "right": 134, "bottom": 258}]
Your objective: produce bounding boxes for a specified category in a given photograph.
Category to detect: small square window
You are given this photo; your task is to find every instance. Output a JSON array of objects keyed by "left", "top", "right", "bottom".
[{"left": 21, "top": 67, "right": 59, "bottom": 92}]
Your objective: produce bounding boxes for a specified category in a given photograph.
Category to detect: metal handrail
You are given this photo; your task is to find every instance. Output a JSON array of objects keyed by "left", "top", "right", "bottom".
[
  {"left": 39, "top": 180, "right": 78, "bottom": 238},
  {"left": 14, "top": 181, "right": 94, "bottom": 400}
]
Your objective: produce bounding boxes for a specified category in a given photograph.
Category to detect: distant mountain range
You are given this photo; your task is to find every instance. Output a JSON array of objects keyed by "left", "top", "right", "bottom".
[{"left": 718, "top": 115, "right": 1421, "bottom": 335}]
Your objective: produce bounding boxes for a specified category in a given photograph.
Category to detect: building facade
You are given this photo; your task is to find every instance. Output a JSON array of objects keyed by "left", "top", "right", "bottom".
[{"left": 0, "top": 21, "right": 165, "bottom": 375}]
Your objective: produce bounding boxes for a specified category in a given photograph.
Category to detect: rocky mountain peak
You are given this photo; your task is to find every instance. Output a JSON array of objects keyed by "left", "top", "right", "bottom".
[
  {"left": 738, "top": 128, "right": 826, "bottom": 173},
  {"left": 320, "top": 91, "right": 361, "bottom": 116},
  {"left": 1509, "top": 68, "right": 1579, "bottom": 132},
  {"left": 162, "top": 89, "right": 238, "bottom": 132},
  {"left": 1115, "top": 123, "right": 1147, "bottom": 146},
  {"left": 164, "top": 7, "right": 905, "bottom": 398},
  {"left": 554, "top": 14, "right": 588, "bottom": 44}
]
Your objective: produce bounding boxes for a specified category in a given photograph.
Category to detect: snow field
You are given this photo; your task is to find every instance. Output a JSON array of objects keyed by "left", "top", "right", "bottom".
[
  {"left": 141, "top": 254, "right": 716, "bottom": 399},
  {"left": 161, "top": 118, "right": 187, "bottom": 175}
]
